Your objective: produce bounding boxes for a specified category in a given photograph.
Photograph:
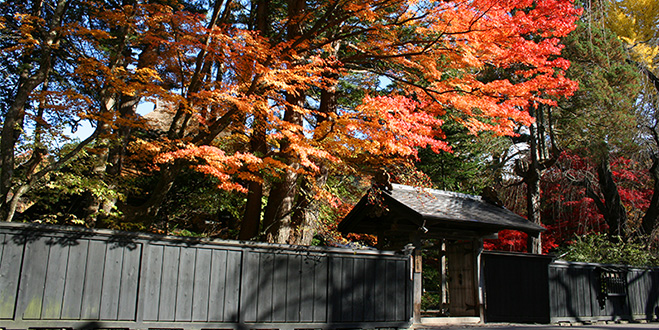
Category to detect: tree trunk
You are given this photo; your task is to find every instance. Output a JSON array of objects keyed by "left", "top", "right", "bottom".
[
  {"left": 239, "top": 111, "right": 267, "bottom": 240},
  {"left": 263, "top": 165, "right": 299, "bottom": 243},
  {"left": 237, "top": 0, "right": 271, "bottom": 241},
  {"left": 597, "top": 156, "right": 627, "bottom": 237},
  {"left": 262, "top": 87, "right": 304, "bottom": 244},
  {"left": 289, "top": 168, "right": 329, "bottom": 245},
  {"left": 79, "top": 17, "right": 133, "bottom": 224},
  {"left": 642, "top": 155, "right": 659, "bottom": 235},
  {"left": 0, "top": 0, "right": 68, "bottom": 221},
  {"left": 240, "top": 180, "right": 264, "bottom": 240},
  {"left": 287, "top": 72, "right": 338, "bottom": 245},
  {"left": 94, "top": 47, "right": 152, "bottom": 225},
  {"left": 516, "top": 104, "right": 547, "bottom": 254},
  {"left": 526, "top": 173, "right": 542, "bottom": 254},
  {"left": 261, "top": 0, "right": 306, "bottom": 244}
]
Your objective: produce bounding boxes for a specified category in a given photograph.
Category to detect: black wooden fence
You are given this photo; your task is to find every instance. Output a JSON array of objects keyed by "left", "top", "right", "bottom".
[
  {"left": 0, "top": 222, "right": 412, "bottom": 330},
  {"left": 482, "top": 251, "right": 659, "bottom": 324}
]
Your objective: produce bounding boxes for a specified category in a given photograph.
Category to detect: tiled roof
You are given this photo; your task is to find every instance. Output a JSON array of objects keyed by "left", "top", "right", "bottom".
[
  {"left": 386, "top": 184, "right": 544, "bottom": 233},
  {"left": 339, "top": 183, "right": 544, "bottom": 236}
]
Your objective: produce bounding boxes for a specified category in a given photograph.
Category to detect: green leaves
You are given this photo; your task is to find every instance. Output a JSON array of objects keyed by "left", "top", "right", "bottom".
[{"left": 559, "top": 233, "right": 658, "bottom": 266}]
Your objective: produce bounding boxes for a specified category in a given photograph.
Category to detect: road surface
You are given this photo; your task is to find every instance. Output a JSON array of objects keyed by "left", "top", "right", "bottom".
[{"left": 415, "top": 322, "right": 659, "bottom": 330}]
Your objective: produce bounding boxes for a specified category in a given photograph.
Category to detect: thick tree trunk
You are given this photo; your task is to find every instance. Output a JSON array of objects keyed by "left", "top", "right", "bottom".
[
  {"left": 240, "top": 180, "right": 264, "bottom": 240},
  {"left": 79, "top": 19, "right": 132, "bottom": 224},
  {"left": 262, "top": 89, "right": 304, "bottom": 244},
  {"left": 239, "top": 111, "right": 267, "bottom": 240},
  {"left": 526, "top": 174, "right": 542, "bottom": 254},
  {"left": 286, "top": 73, "right": 338, "bottom": 245},
  {"left": 90, "top": 65, "right": 144, "bottom": 225},
  {"left": 642, "top": 155, "right": 659, "bottom": 235},
  {"left": 262, "top": 105, "right": 302, "bottom": 243},
  {"left": 516, "top": 105, "right": 546, "bottom": 254},
  {"left": 263, "top": 165, "right": 299, "bottom": 243},
  {"left": 289, "top": 168, "right": 329, "bottom": 245},
  {"left": 237, "top": 0, "right": 270, "bottom": 241},
  {"left": 261, "top": 0, "right": 306, "bottom": 244},
  {"left": 597, "top": 156, "right": 627, "bottom": 237}
]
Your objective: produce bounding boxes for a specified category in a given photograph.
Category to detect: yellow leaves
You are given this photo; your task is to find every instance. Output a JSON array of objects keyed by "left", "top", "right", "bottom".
[
  {"left": 621, "top": 37, "right": 659, "bottom": 69},
  {"left": 607, "top": 0, "right": 659, "bottom": 68}
]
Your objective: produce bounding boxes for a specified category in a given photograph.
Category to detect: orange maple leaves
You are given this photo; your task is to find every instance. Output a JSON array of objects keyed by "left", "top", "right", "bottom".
[
  {"left": 54, "top": 0, "right": 581, "bottom": 196},
  {"left": 146, "top": 0, "right": 583, "bottom": 194}
]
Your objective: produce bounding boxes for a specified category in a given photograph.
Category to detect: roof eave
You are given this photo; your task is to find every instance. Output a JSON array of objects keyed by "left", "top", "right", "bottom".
[{"left": 419, "top": 213, "right": 546, "bottom": 235}]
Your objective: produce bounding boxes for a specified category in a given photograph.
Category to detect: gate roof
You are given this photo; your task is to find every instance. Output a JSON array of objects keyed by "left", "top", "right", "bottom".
[{"left": 339, "top": 184, "right": 544, "bottom": 240}]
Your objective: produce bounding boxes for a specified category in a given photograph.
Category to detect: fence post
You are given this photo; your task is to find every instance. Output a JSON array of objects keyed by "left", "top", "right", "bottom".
[{"left": 412, "top": 235, "right": 422, "bottom": 324}]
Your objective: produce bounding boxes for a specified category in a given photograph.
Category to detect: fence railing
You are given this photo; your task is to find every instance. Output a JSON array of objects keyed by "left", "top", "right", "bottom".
[
  {"left": 0, "top": 222, "right": 413, "bottom": 330},
  {"left": 482, "top": 251, "right": 659, "bottom": 324}
]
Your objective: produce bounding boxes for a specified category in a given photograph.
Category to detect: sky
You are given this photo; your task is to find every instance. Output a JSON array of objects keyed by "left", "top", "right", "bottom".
[{"left": 68, "top": 101, "right": 155, "bottom": 140}]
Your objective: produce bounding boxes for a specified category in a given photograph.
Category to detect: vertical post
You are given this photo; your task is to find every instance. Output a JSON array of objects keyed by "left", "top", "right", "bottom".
[
  {"left": 474, "top": 238, "right": 485, "bottom": 323},
  {"left": 440, "top": 239, "right": 448, "bottom": 309},
  {"left": 527, "top": 232, "right": 542, "bottom": 254},
  {"left": 412, "top": 235, "right": 422, "bottom": 324}
]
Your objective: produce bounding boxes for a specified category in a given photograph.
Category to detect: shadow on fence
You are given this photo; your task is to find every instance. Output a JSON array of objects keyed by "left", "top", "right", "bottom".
[
  {"left": 483, "top": 251, "right": 659, "bottom": 324},
  {"left": 0, "top": 221, "right": 412, "bottom": 330}
]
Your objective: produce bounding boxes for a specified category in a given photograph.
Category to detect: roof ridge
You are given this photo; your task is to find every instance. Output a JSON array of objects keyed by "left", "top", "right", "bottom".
[{"left": 391, "top": 183, "right": 482, "bottom": 202}]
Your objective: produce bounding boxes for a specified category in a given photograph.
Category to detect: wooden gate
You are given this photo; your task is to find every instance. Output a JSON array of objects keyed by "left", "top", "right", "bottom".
[{"left": 446, "top": 240, "right": 479, "bottom": 317}]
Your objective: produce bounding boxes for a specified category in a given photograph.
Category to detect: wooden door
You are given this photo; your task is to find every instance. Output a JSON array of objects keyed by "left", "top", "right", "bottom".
[{"left": 447, "top": 240, "right": 479, "bottom": 316}]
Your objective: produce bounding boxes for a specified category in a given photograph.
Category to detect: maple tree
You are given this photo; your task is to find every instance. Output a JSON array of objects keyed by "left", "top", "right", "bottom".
[
  {"left": 165, "top": 0, "right": 582, "bottom": 244},
  {"left": 481, "top": 1, "right": 646, "bottom": 253},
  {"left": 0, "top": 0, "right": 188, "bottom": 223},
  {"left": 485, "top": 152, "right": 654, "bottom": 254},
  {"left": 2, "top": 0, "right": 583, "bottom": 245}
]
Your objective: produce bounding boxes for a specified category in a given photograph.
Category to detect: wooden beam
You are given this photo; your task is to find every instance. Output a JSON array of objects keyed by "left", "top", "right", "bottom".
[{"left": 412, "top": 234, "right": 422, "bottom": 324}]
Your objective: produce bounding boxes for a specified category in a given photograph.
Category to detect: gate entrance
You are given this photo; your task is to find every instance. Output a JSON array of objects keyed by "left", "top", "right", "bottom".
[
  {"left": 422, "top": 239, "right": 480, "bottom": 318},
  {"left": 338, "top": 184, "right": 545, "bottom": 324}
]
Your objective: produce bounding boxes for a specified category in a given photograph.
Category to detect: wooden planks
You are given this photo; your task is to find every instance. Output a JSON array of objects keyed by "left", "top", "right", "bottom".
[
  {"left": 0, "top": 223, "right": 413, "bottom": 329},
  {"left": 80, "top": 239, "right": 107, "bottom": 319},
  {"left": 627, "top": 268, "right": 659, "bottom": 320},
  {"left": 326, "top": 255, "right": 410, "bottom": 323},
  {"left": 12, "top": 234, "right": 141, "bottom": 322},
  {"left": 143, "top": 245, "right": 244, "bottom": 323},
  {"left": 0, "top": 233, "right": 24, "bottom": 319}
]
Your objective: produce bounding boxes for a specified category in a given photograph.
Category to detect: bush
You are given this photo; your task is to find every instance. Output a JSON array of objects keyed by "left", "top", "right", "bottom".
[{"left": 558, "top": 233, "right": 659, "bottom": 267}]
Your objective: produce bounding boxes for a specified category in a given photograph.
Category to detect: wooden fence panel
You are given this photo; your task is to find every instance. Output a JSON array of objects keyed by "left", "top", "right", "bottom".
[
  {"left": 484, "top": 251, "right": 659, "bottom": 324},
  {"left": 0, "top": 232, "right": 24, "bottom": 319},
  {"left": 16, "top": 234, "right": 50, "bottom": 320},
  {"left": 482, "top": 251, "right": 552, "bottom": 324},
  {"left": 224, "top": 250, "right": 242, "bottom": 322},
  {"left": 311, "top": 254, "right": 329, "bottom": 322},
  {"left": 627, "top": 268, "right": 659, "bottom": 320},
  {"left": 0, "top": 222, "right": 412, "bottom": 330},
  {"left": 81, "top": 239, "right": 107, "bottom": 320},
  {"left": 60, "top": 239, "right": 88, "bottom": 320},
  {"left": 548, "top": 263, "right": 599, "bottom": 322}
]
